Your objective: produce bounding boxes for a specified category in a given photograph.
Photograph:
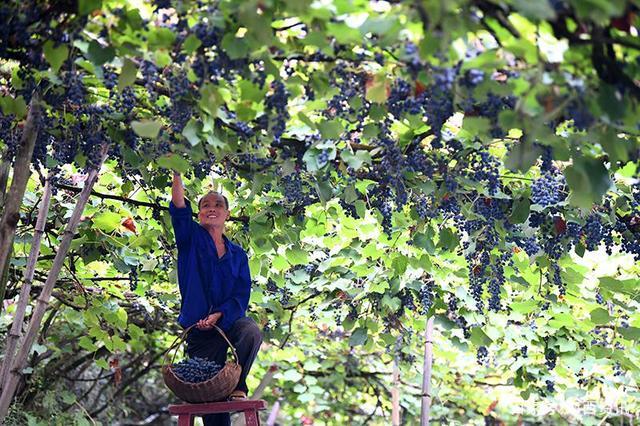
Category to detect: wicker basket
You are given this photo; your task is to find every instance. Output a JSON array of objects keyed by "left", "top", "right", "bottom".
[{"left": 162, "top": 324, "right": 241, "bottom": 403}]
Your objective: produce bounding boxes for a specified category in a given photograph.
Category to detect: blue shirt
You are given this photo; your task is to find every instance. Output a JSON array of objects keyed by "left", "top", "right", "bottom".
[{"left": 168, "top": 199, "right": 252, "bottom": 332}]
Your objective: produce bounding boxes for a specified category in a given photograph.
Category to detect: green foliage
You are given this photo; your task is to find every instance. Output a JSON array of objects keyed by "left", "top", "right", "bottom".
[{"left": 1, "top": 0, "right": 640, "bottom": 424}]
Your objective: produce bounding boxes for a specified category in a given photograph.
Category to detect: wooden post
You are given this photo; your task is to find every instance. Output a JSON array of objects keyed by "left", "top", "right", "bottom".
[
  {"left": 420, "top": 316, "right": 435, "bottom": 426},
  {"left": 0, "top": 177, "right": 52, "bottom": 387},
  {"left": 251, "top": 364, "right": 278, "bottom": 400},
  {"left": 0, "top": 152, "right": 10, "bottom": 209},
  {"left": 0, "top": 94, "right": 41, "bottom": 314},
  {"left": 266, "top": 399, "right": 280, "bottom": 426},
  {"left": 232, "top": 364, "right": 278, "bottom": 426},
  {"left": 392, "top": 357, "right": 400, "bottom": 426},
  {"left": 0, "top": 144, "right": 108, "bottom": 422}
]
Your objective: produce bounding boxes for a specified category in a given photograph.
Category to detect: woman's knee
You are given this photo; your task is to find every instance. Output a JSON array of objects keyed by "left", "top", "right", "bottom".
[{"left": 233, "top": 317, "right": 263, "bottom": 345}]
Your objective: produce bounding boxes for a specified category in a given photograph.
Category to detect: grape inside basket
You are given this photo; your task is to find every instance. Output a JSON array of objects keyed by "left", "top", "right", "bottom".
[{"left": 162, "top": 324, "right": 241, "bottom": 403}]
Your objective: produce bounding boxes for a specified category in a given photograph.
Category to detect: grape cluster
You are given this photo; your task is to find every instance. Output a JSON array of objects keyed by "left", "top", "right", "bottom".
[
  {"left": 379, "top": 201, "right": 394, "bottom": 237},
  {"left": 64, "top": 71, "right": 87, "bottom": 106},
  {"left": 406, "top": 143, "right": 437, "bottom": 178},
  {"left": 192, "top": 157, "right": 216, "bottom": 179},
  {"left": 469, "top": 265, "right": 486, "bottom": 312},
  {"left": 168, "top": 72, "right": 192, "bottom": 100},
  {"left": 152, "top": 207, "right": 162, "bottom": 222},
  {"left": 399, "top": 288, "right": 416, "bottom": 312},
  {"left": 548, "top": 263, "right": 565, "bottom": 295},
  {"left": 419, "top": 278, "right": 434, "bottom": 314},
  {"left": 140, "top": 60, "right": 161, "bottom": 99},
  {"left": 172, "top": 357, "right": 223, "bottom": 383},
  {"left": 265, "top": 279, "right": 278, "bottom": 293},
  {"left": 531, "top": 172, "right": 566, "bottom": 207},
  {"left": 518, "top": 236, "right": 540, "bottom": 256},
  {"left": 414, "top": 195, "right": 435, "bottom": 220},
  {"left": 153, "top": 0, "right": 172, "bottom": 11},
  {"left": 476, "top": 346, "right": 489, "bottom": 366},
  {"left": 538, "top": 145, "right": 555, "bottom": 172},
  {"left": 487, "top": 260, "right": 507, "bottom": 312},
  {"left": 83, "top": 130, "right": 109, "bottom": 171},
  {"left": 447, "top": 295, "right": 458, "bottom": 313},
  {"left": 461, "top": 69, "right": 484, "bottom": 87},
  {"left": 129, "top": 267, "right": 139, "bottom": 291},
  {"left": 566, "top": 97, "right": 594, "bottom": 130},
  {"left": 387, "top": 78, "right": 412, "bottom": 116},
  {"left": 545, "top": 379, "right": 555, "bottom": 394},
  {"left": 467, "top": 151, "right": 500, "bottom": 195},
  {"left": 192, "top": 21, "right": 222, "bottom": 49},
  {"left": 477, "top": 94, "right": 516, "bottom": 138},
  {"left": 167, "top": 100, "right": 192, "bottom": 135},
  {"left": 114, "top": 87, "right": 137, "bottom": 116},
  {"left": 280, "top": 172, "right": 315, "bottom": 208},
  {"left": 325, "top": 63, "right": 366, "bottom": 119},
  {"left": 0, "top": 114, "right": 19, "bottom": 163},
  {"left": 265, "top": 280, "right": 292, "bottom": 307},
  {"left": 234, "top": 121, "right": 255, "bottom": 140},
  {"left": 583, "top": 214, "right": 613, "bottom": 253},
  {"left": 265, "top": 80, "right": 290, "bottom": 142},
  {"left": 520, "top": 346, "right": 528, "bottom": 358},
  {"left": 455, "top": 316, "right": 471, "bottom": 339},
  {"left": 339, "top": 199, "right": 358, "bottom": 218},
  {"left": 422, "top": 69, "right": 456, "bottom": 147},
  {"left": 545, "top": 349, "right": 557, "bottom": 370}
]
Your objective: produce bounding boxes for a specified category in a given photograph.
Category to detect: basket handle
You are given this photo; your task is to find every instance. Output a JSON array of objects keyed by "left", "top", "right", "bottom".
[{"left": 163, "top": 324, "right": 240, "bottom": 367}]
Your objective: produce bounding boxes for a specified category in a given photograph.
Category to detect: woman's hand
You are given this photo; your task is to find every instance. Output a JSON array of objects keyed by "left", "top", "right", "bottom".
[
  {"left": 171, "top": 169, "right": 186, "bottom": 208},
  {"left": 196, "top": 312, "right": 222, "bottom": 330}
]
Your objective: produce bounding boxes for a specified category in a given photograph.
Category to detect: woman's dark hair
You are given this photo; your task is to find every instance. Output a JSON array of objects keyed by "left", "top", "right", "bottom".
[{"left": 198, "top": 191, "right": 229, "bottom": 210}]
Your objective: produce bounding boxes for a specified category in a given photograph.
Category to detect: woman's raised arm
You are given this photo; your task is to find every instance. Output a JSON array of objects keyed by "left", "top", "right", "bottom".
[{"left": 171, "top": 171, "right": 186, "bottom": 208}]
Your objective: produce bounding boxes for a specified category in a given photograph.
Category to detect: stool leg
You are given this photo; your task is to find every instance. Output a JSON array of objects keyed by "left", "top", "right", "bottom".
[
  {"left": 244, "top": 409, "right": 260, "bottom": 426},
  {"left": 177, "top": 413, "right": 194, "bottom": 426}
]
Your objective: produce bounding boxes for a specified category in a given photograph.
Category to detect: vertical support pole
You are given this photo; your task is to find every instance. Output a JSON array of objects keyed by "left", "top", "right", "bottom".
[
  {"left": 392, "top": 357, "right": 400, "bottom": 426},
  {"left": 177, "top": 413, "right": 194, "bottom": 426},
  {"left": 266, "top": 399, "right": 280, "bottom": 426},
  {"left": 245, "top": 409, "right": 260, "bottom": 426},
  {"left": 420, "top": 316, "right": 435, "bottom": 426}
]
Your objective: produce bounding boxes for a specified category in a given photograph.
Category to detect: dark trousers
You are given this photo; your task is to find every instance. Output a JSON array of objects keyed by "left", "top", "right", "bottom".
[{"left": 185, "top": 316, "right": 263, "bottom": 426}]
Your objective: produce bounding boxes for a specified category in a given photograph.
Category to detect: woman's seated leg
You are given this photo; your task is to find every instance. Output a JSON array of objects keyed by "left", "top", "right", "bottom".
[{"left": 227, "top": 317, "right": 263, "bottom": 393}]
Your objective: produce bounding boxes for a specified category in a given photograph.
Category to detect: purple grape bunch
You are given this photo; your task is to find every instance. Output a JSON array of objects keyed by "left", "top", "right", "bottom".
[{"left": 172, "top": 357, "right": 223, "bottom": 383}]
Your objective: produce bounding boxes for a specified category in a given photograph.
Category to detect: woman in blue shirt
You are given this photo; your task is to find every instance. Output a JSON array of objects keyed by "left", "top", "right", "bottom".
[{"left": 169, "top": 171, "right": 262, "bottom": 426}]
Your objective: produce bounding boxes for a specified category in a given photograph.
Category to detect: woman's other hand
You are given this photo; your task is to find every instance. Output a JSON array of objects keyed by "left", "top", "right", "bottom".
[{"left": 196, "top": 312, "right": 222, "bottom": 330}]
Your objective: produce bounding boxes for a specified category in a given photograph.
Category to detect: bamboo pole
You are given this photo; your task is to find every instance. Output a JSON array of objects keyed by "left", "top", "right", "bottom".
[
  {"left": 0, "top": 144, "right": 108, "bottom": 422},
  {"left": 392, "top": 357, "right": 401, "bottom": 426},
  {"left": 0, "top": 177, "right": 53, "bottom": 387},
  {"left": 250, "top": 364, "right": 278, "bottom": 400},
  {"left": 0, "top": 94, "right": 41, "bottom": 314},
  {"left": 231, "top": 364, "right": 278, "bottom": 426},
  {"left": 266, "top": 399, "right": 281, "bottom": 426},
  {"left": 420, "top": 316, "right": 435, "bottom": 426},
  {"left": 0, "top": 153, "right": 10, "bottom": 209}
]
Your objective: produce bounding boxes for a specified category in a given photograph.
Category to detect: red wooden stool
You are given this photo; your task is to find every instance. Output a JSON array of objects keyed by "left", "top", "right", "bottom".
[{"left": 168, "top": 400, "right": 268, "bottom": 426}]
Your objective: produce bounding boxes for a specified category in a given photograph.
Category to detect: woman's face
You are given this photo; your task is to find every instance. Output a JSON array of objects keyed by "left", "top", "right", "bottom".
[{"left": 197, "top": 193, "right": 230, "bottom": 228}]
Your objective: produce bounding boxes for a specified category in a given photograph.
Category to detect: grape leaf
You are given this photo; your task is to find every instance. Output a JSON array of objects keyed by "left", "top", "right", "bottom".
[
  {"left": 43, "top": 41, "right": 69, "bottom": 73},
  {"left": 590, "top": 308, "right": 612, "bottom": 325},
  {"left": 131, "top": 120, "right": 162, "bottom": 139},
  {"left": 118, "top": 58, "right": 138, "bottom": 91}
]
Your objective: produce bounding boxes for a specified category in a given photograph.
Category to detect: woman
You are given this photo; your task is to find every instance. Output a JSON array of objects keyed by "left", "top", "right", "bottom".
[{"left": 169, "top": 171, "right": 262, "bottom": 426}]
